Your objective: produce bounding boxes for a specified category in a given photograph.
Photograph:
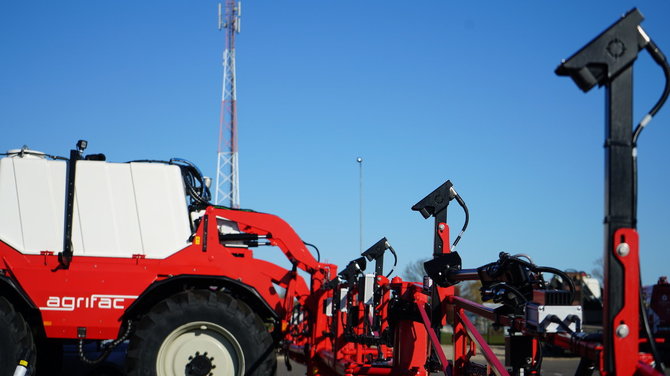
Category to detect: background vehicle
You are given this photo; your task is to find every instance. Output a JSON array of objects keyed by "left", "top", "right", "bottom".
[{"left": 548, "top": 271, "right": 602, "bottom": 326}]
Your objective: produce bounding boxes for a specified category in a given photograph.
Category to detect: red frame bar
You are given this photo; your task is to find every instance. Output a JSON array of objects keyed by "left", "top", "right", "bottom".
[
  {"left": 608, "top": 228, "right": 640, "bottom": 376},
  {"left": 454, "top": 307, "right": 509, "bottom": 376},
  {"left": 416, "top": 301, "right": 449, "bottom": 375}
]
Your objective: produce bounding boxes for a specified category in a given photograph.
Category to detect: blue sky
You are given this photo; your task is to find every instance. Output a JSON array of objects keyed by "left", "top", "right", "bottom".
[{"left": 2, "top": 1, "right": 669, "bottom": 285}]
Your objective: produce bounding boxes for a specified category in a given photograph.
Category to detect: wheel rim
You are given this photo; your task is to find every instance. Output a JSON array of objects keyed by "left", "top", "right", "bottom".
[{"left": 156, "top": 321, "right": 244, "bottom": 376}]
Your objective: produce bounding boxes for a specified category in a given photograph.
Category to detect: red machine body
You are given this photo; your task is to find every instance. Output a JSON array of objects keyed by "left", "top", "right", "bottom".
[{"left": 1, "top": 207, "right": 328, "bottom": 340}]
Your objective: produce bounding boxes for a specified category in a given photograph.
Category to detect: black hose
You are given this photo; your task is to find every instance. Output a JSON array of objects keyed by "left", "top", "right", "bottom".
[
  {"left": 639, "top": 280, "right": 666, "bottom": 373},
  {"left": 489, "top": 282, "right": 528, "bottom": 304},
  {"left": 78, "top": 321, "right": 132, "bottom": 364},
  {"left": 451, "top": 193, "right": 469, "bottom": 249},
  {"left": 128, "top": 158, "right": 212, "bottom": 209},
  {"left": 303, "top": 242, "right": 321, "bottom": 263},
  {"left": 170, "top": 158, "right": 212, "bottom": 207},
  {"left": 535, "top": 266, "right": 576, "bottom": 303},
  {"left": 629, "top": 36, "right": 668, "bottom": 373},
  {"left": 547, "top": 314, "right": 577, "bottom": 335},
  {"left": 632, "top": 39, "right": 670, "bottom": 146},
  {"left": 632, "top": 38, "right": 670, "bottom": 227},
  {"left": 508, "top": 255, "right": 575, "bottom": 300},
  {"left": 385, "top": 244, "right": 398, "bottom": 278}
]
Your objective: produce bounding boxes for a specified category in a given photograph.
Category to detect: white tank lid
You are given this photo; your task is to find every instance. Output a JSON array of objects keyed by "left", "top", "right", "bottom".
[{"left": 6, "top": 147, "right": 46, "bottom": 158}]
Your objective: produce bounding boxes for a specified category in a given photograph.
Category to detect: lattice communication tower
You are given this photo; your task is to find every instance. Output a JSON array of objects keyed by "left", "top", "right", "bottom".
[{"left": 215, "top": 1, "right": 241, "bottom": 207}]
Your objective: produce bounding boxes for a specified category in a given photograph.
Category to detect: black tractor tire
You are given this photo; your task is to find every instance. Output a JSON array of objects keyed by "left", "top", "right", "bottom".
[
  {"left": 35, "top": 338, "right": 63, "bottom": 376},
  {"left": 0, "top": 296, "right": 36, "bottom": 376},
  {"left": 126, "top": 290, "right": 276, "bottom": 376}
]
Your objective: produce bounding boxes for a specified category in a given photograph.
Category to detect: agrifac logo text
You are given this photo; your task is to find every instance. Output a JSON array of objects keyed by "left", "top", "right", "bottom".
[{"left": 39, "top": 294, "right": 138, "bottom": 311}]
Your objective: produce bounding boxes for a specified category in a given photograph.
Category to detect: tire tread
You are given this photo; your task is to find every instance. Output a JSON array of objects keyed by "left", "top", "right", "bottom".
[
  {"left": 126, "top": 290, "right": 276, "bottom": 376},
  {"left": 0, "top": 296, "right": 35, "bottom": 376}
]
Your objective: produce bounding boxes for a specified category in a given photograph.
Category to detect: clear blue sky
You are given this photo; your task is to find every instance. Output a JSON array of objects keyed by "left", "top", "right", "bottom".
[{"left": 2, "top": 1, "right": 669, "bottom": 285}]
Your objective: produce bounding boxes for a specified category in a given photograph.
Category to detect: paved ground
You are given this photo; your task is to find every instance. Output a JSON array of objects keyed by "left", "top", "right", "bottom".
[
  {"left": 277, "top": 359, "right": 583, "bottom": 376},
  {"left": 275, "top": 346, "right": 583, "bottom": 376},
  {"left": 59, "top": 343, "right": 666, "bottom": 376},
  {"left": 60, "top": 348, "right": 583, "bottom": 376}
]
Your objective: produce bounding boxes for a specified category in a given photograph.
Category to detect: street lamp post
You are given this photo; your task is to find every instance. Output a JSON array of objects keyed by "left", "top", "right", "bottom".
[{"left": 356, "top": 157, "right": 363, "bottom": 253}]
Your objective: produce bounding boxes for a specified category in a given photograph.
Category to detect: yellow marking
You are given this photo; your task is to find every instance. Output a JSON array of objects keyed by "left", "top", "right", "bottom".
[
  {"left": 19, "top": 360, "right": 28, "bottom": 367},
  {"left": 194, "top": 236, "right": 201, "bottom": 245}
]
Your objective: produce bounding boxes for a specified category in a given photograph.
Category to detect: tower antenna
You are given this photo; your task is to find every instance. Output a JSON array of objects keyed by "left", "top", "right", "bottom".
[{"left": 215, "top": 1, "right": 241, "bottom": 208}]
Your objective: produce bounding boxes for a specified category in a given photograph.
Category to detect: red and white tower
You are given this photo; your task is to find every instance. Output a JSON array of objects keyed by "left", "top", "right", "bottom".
[{"left": 215, "top": 1, "right": 241, "bottom": 208}]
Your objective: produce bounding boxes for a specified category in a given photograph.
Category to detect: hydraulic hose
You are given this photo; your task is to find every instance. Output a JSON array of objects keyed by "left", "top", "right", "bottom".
[
  {"left": 385, "top": 243, "right": 398, "bottom": 278},
  {"left": 129, "top": 158, "right": 212, "bottom": 209},
  {"left": 534, "top": 266, "right": 576, "bottom": 303},
  {"left": 303, "top": 241, "right": 321, "bottom": 263},
  {"left": 632, "top": 30, "right": 670, "bottom": 227},
  {"left": 632, "top": 31, "right": 670, "bottom": 146},
  {"left": 451, "top": 191, "right": 469, "bottom": 250},
  {"left": 640, "top": 279, "right": 666, "bottom": 373},
  {"left": 628, "top": 27, "right": 669, "bottom": 373}
]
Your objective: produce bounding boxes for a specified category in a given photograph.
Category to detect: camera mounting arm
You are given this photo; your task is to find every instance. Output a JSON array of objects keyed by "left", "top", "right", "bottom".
[
  {"left": 362, "top": 237, "right": 397, "bottom": 278},
  {"left": 556, "top": 8, "right": 669, "bottom": 374},
  {"left": 555, "top": 9, "right": 647, "bottom": 93},
  {"left": 411, "top": 180, "right": 457, "bottom": 256}
]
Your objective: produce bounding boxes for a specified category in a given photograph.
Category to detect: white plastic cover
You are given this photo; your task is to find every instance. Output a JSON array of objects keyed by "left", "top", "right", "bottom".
[{"left": 0, "top": 153, "right": 191, "bottom": 258}]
